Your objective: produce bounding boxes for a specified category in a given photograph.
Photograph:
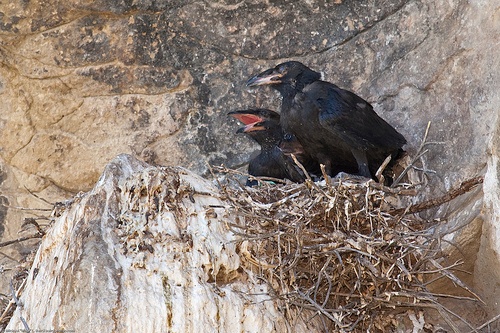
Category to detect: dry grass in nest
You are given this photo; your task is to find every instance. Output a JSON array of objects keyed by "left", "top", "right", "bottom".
[{"left": 213, "top": 164, "right": 484, "bottom": 332}]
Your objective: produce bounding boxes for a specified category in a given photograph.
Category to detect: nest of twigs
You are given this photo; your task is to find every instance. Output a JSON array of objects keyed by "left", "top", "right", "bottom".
[{"left": 213, "top": 162, "right": 484, "bottom": 332}]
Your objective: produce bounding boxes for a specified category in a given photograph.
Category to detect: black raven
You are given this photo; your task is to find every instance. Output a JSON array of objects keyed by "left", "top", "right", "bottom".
[{"left": 229, "top": 108, "right": 316, "bottom": 186}]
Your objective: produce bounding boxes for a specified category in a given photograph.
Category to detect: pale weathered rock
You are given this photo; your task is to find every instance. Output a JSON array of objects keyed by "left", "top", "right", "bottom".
[
  {"left": 477, "top": 121, "right": 500, "bottom": 312},
  {"left": 0, "top": 0, "right": 499, "bottom": 326},
  {"left": 5, "top": 154, "right": 319, "bottom": 332}
]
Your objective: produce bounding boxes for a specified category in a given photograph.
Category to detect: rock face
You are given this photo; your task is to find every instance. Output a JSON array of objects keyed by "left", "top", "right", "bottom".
[
  {"left": 0, "top": 0, "right": 499, "bottom": 323},
  {"left": 6, "top": 154, "right": 318, "bottom": 332}
]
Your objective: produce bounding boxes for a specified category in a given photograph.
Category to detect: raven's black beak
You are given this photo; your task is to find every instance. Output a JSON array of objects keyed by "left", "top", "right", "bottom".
[{"left": 246, "top": 68, "right": 282, "bottom": 87}]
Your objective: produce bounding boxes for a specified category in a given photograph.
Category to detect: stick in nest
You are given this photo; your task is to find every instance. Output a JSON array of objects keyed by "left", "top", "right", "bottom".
[
  {"left": 391, "top": 121, "right": 442, "bottom": 188},
  {"left": 375, "top": 154, "right": 392, "bottom": 184},
  {"left": 389, "top": 176, "right": 483, "bottom": 215},
  {"left": 0, "top": 234, "right": 44, "bottom": 248},
  {"left": 290, "top": 154, "right": 331, "bottom": 198}
]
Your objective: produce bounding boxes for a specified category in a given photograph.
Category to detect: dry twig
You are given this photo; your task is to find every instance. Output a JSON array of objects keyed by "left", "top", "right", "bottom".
[{"left": 389, "top": 176, "right": 483, "bottom": 216}]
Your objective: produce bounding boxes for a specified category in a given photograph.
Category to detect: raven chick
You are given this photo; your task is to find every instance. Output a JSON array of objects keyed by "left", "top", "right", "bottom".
[{"left": 229, "top": 108, "right": 313, "bottom": 186}]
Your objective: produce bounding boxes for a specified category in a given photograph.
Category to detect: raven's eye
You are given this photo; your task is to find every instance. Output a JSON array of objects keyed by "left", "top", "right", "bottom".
[{"left": 278, "top": 65, "right": 287, "bottom": 73}]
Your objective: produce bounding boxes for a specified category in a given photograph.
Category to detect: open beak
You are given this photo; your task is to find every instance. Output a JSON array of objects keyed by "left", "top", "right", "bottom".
[
  {"left": 228, "top": 111, "right": 264, "bottom": 125},
  {"left": 236, "top": 123, "right": 265, "bottom": 133},
  {"left": 228, "top": 111, "right": 266, "bottom": 134}
]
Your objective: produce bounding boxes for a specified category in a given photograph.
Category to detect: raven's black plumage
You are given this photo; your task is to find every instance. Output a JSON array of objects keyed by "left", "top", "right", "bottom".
[
  {"left": 229, "top": 109, "right": 315, "bottom": 186},
  {"left": 247, "top": 61, "right": 406, "bottom": 178}
]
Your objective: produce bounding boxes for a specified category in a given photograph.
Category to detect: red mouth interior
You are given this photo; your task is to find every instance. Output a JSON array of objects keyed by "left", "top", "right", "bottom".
[{"left": 230, "top": 113, "right": 263, "bottom": 125}]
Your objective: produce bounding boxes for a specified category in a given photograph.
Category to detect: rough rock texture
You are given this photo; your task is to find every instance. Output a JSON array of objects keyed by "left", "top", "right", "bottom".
[
  {"left": 6, "top": 154, "right": 319, "bottom": 332},
  {"left": 0, "top": 0, "right": 499, "bottom": 324}
]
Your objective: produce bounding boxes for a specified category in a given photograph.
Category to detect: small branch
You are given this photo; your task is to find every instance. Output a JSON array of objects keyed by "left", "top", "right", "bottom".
[
  {"left": 428, "top": 259, "right": 485, "bottom": 304},
  {"left": 22, "top": 218, "right": 47, "bottom": 236},
  {"left": 0, "top": 234, "right": 44, "bottom": 248},
  {"left": 290, "top": 154, "right": 329, "bottom": 197},
  {"left": 472, "top": 313, "right": 500, "bottom": 332},
  {"left": 9, "top": 280, "right": 30, "bottom": 332},
  {"left": 24, "top": 185, "right": 54, "bottom": 206},
  {"left": 0, "top": 277, "right": 28, "bottom": 330},
  {"left": 320, "top": 164, "right": 331, "bottom": 188},
  {"left": 290, "top": 154, "right": 313, "bottom": 183},
  {"left": 392, "top": 121, "right": 432, "bottom": 187},
  {"left": 367, "top": 180, "right": 418, "bottom": 196},
  {"left": 296, "top": 290, "right": 348, "bottom": 329},
  {"left": 210, "top": 164, "right": 288, "bottom": 185},
  {"left": 389, "top": 176, "right": 483, "bottom": 215},
  {"left": 3, "top": 206, "right": 53, "bottom": 212},
  {"left": 375, "top": 154, "right": 392, "bottom": 184}
]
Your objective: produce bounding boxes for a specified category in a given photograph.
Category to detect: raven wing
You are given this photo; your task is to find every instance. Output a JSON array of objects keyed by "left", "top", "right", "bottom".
[{"left": 304, "top": 81, "right": 406, "bottom": 152}]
